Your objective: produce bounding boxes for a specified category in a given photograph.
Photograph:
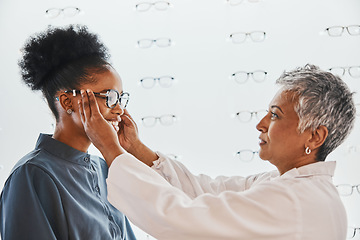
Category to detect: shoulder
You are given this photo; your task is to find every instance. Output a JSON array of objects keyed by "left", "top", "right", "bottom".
[{"left": 4, "top": 151, "right": 59, "bottom": 193}]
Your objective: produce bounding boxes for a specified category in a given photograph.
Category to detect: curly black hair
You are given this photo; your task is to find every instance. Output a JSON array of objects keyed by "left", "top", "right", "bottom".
[{"left": 19, "top": 24, "right": 111, "bottom": 120}]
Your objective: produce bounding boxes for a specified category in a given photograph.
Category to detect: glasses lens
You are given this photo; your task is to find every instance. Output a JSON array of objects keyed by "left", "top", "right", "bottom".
[
  {"left": 329, "top": 67, "right": 345, "bottom": 76},
  {"left": 326, "top": 26, "right": 344, "bottom": 36},
  {"left": 159, "top": 115, "right": 175, "bottom": 126},
  {"left": 46, "top": 8, "right": 61, "bottom": 18},
  {"left": 252, "top": 71, "right": 267, "bottom": 82},
  {"left": 63, "top": 7, "right": 79, "bottom": 17},
  {"left": 249, "top": 31, "right": 266, "bottom": 42},
  {"left": 237, "top": 150, "right": 254, "bottom": 162},
  {"left": 141, "top": 77, "right": 156, "bottom": 89},
  {"left": 158, "top": 76, "right": 174, "bottom": 88},
  {"left": 136, "top": 3, "right": 152, "bottom": 12},
  {"left": 138, "top": 39, "right": 154, "bottom": 48},
  {"left": 236, "top": 111, "right": 252, "bottom": 122},
  {"left": 119, "top": 93, "right": 129, "bottom": 109},
  {"left": 232, "top": 71, "right": 249, "bottom": 84},
  {"left": 107, "top": 90, "right": 119, "bottom": 108},
  {"left": 155, "top": 38, "right": 171, "bottom": 47},
  {"left": 346, "top": 25, "right": 360, "bottom": 36},
  {"left": 348, "top": 66, "right": 360, "bottom": 78},
  {"left": 336, "top": 184, "right": 353, "bottom": 196},
  {"left": 154, "top": 1, "right": 170, "bottom": 10},
  {"left": 227, "top": 0, "right": 244, "bottom": 6},
  {"left": 142, "top": 117, "right": 157, "bottom": 127},
  {"left": 230, "top": 32, "right": 247, "bottom": 44}
]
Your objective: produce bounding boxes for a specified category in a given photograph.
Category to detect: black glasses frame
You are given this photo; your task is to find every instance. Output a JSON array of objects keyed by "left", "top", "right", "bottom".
[{"left": 64, "top": 89, "right": 130, "bottom": 109}]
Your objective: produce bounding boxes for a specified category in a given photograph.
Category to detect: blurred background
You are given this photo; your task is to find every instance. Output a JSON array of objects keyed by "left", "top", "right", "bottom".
[{"left": 0, "top": 0, "right": 359, "bottom": 239}]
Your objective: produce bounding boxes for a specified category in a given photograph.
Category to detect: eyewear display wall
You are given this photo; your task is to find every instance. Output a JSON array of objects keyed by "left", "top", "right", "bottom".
[{"left": 1, "top": 1, "right": 359, "bottom": 239}]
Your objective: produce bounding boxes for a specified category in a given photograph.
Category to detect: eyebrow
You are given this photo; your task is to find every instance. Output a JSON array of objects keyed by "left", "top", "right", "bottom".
[{"left": 270, "top": 105, "right": 284, "bottom": 114}]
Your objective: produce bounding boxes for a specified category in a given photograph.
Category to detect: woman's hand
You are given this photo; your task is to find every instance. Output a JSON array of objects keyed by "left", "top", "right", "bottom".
[
  {"left": 78, "top": 89, "right": 125, "bottom": 166},
  {"left": 118, "top": 109, "right": 141, "bottom": 153},
  {"left": 118, "top": 109, "right": 158, "bottom": 167}
]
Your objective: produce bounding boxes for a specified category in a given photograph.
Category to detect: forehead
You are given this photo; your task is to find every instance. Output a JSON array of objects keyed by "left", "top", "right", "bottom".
[
  {"left": 82, "top": 67, "right": 123, "bottom": 92},
  {"left": 270, "top": 90, "right": 298, "bottom": 113}
]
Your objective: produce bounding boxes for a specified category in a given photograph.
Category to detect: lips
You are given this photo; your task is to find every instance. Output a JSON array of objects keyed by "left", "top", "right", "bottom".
[
  {"left": 259, "top": 137, "right": 267, "bottom": 146},
  {"left": 107, "top": 117, "right": 121, "bottom": 132}
]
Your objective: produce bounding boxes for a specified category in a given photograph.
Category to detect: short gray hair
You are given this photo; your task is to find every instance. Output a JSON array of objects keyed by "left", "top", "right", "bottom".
[{"left": 276, "top": 64, "right": 356, "bottom": 161}]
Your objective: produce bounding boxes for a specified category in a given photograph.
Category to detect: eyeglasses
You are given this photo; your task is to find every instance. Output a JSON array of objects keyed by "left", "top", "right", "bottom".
[
  {"left": 136, "top": 1, "right": 171, "bottom": 12},
  {"left": 347, "top": 227, "right": 360, "bottom": 239},
  {"left": 335, "top": 184, "right": 360, "bottom": 196},
  {"left": 137, "top": 38, "right": 172, "bottom": 48},
  {"left": 141, "top": 115, "right": 176, "bottom": 127},
  {"left": 227, "top": 0, "right": 260, "bottom": 6},
  {"left": 140, "top": 76, "right": 175, "bottom": 89},
  {"left": 64, "top": 89, "right": 129, "bottom": 109},
  {"left": 236, "top": 150, "right": 259, "bottom": 162},
  {"left": 325, "top": 25, "right": 360, "bottom": 37},
  {"left": 45, "top": 7, "right": 80, "bottom": 18},
  {"left": 231, "top": 70, "right": 267, "bottom": 84},
  {"left": 230, "top": 31, "right": 266, "bottom": 43},
  {"left": 236, "top": 110, "right": 267, "bottom": 122},
  {"left": 329, "top": 66, "right": 360, "bottom": 78}
]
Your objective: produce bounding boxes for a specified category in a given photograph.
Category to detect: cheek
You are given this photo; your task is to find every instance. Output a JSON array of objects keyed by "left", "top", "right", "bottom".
[
  {"left": 268, "top": 124, "right": 294, "bottom": 148},
  {"left": 98, "top": 105, "right": 113, "bottom": 119}
]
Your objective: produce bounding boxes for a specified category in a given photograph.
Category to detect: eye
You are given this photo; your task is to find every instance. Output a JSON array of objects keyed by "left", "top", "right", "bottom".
[{"left": 270, "top": 111, "right": 279, "bottom": 120}]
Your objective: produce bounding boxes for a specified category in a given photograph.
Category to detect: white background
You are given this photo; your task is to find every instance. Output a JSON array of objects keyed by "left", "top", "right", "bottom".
[{"left": 0, "top": 0, "right": 359, "bottom": 239}]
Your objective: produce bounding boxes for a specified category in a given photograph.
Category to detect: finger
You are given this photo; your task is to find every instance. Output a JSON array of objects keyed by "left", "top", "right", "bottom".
[
  {"left": 86, "top": 89, "right": 101, "bottom": 118},
  {"left": 78, "top": 99, "right": 85, "bottom": 125},
  {"left": 122, "top": 109, "right": 138, "bottom": 131},
  {"left": 80, "top": 90, "right": 90, "bottom": 122},
  {"left": 123, "top": 109, "right": 136, "bottom": 122}
]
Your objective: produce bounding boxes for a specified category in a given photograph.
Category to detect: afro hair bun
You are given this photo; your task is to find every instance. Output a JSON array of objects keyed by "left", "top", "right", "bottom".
[{"left": 19, "top": 24, "right": 110, "bottom": 90}]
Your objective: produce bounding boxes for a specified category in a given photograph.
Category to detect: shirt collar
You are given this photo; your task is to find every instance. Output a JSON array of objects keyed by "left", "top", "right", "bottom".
[
  {"left": 35, "top": 133, "right": 91, "bottom": 166},
  {"left": 280, "top": 161, "right": 336, "bottom": 179}
]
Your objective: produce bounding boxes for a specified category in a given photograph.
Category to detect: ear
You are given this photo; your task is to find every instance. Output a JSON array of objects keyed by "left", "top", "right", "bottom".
[
  {"left": 307, "top": 125, "right": 328, "bottom": 150},
  {"left": 58, "top": 93, "right": 73, "bottom": 112}
]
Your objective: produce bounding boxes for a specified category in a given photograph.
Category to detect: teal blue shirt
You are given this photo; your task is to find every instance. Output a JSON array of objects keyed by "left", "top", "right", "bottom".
[{"left": 0, "top": 134, "right": 136, "bottom": 240}]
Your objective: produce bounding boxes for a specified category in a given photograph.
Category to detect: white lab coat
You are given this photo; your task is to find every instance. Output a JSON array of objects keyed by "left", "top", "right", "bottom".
[{"left": 107, "top": 152, "right": 347, "bottom": 240}]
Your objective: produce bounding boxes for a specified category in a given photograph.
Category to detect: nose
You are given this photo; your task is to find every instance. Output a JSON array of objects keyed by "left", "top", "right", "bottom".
[
  {"left": 256, "top": 113, "right": 268, "bottom": 133},
  {"left": 111, "top": 102, "right": 124, "bottom": 116}
]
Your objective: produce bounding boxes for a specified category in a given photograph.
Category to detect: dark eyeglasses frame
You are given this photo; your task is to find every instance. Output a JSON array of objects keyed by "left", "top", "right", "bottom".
[{"left": 64, "top": 89, "right": 129, "bottom": 109}]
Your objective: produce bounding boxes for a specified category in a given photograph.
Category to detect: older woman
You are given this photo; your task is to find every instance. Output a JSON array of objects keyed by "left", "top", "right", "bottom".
[{"left": 79, "top": 64, "right": 356, "bottom": 240}]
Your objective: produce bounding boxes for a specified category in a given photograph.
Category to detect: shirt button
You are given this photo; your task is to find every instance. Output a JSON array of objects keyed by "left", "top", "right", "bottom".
[
  {"left": 95, "top": 186, "right": 100, "bottom": 193},
  {"left": 84, "top": 157, "right": 90, "bottom": 163}
]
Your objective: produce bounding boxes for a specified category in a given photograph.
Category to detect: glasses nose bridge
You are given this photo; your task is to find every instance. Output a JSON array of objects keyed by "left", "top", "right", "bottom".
[{"left": 355, "top": 185, "right": 360, "bottom": 193}]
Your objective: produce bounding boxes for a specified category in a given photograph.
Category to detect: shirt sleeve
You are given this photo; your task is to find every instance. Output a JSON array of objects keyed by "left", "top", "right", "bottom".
[
  {"left": 151, "top": 152, "right": 274, "bottom": 199},
  {"left": 0, "top": 163, "right": 68, "bottom": 240},
  {"left": 107, "top": 153, "right": 300, "bottom": 240}
]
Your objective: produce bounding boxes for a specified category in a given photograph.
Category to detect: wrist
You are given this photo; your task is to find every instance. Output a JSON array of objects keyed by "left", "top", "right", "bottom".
[
  {"left": 100, "top": 143, "right": 125, "bottom": 167},
  {"left": 128, "top": 141, "right": 157, "bottom": 167}
]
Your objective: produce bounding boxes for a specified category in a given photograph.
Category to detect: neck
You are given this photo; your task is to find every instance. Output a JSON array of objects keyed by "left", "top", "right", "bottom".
[
  {"left": 277, "top": 155, "right": 317, "bottom": 175},
  {"left": 53, "top": 122, "right": 91, "bottom": 153}
]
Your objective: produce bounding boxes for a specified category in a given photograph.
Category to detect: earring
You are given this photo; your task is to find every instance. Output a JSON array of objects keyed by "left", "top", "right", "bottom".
[
  {"left": 67, "top": 109, "right": 73, "bottom": 115},
  {"left": 305, "top": 147, "right": 311, "bottom": 155}
]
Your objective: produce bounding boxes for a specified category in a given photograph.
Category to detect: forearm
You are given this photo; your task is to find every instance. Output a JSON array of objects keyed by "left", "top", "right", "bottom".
[
  {"left": 126, "top": 141, "right": 158, "bottom": 167},
  {"left": 152, "top": 153, "right": 250, "bottom": 197}
]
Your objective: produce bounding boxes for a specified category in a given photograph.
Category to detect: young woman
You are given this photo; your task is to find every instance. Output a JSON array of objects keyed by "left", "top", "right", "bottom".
[
  {"left": 79, "top": 64, "right": 356, "bottom": 240},
  {"left": 0, "top": 25, "right": 136, "bottom": 240}
]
